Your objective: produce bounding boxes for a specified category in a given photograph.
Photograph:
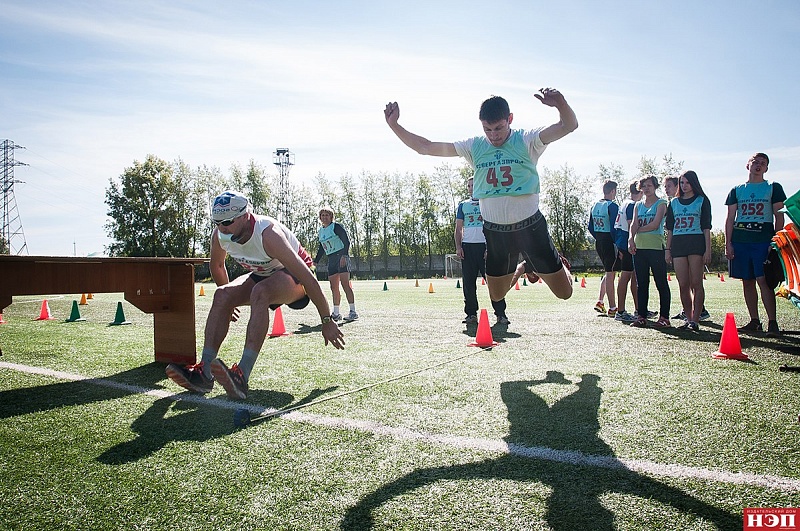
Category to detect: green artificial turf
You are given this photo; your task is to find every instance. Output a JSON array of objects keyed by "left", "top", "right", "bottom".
[{"left": 1, "top": 274, "right": 798, "bottom": 530}]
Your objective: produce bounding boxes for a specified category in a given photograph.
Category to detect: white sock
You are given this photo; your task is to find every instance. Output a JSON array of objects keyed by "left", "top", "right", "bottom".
[
  {"left": 333, "top": 305, "right": 340, "bottom": 316},
  {"left": 349, "top": 303, "right": 356, "bottom": 312}
]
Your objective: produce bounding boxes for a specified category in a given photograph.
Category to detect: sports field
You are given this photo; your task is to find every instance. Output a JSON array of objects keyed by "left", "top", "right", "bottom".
[{"left": 1, "top": 275, "right": 799, "bottom": 530}]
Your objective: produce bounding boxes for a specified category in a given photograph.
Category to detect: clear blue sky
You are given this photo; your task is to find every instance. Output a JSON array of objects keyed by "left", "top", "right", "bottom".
[{"left": 2, "top": 0, "right": 799, "bottom": 255}]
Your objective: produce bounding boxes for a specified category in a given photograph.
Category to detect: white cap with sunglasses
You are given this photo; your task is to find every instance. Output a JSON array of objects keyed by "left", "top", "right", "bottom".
[{"left": 212, "top": 191, "right": 250, "bottom": 225}]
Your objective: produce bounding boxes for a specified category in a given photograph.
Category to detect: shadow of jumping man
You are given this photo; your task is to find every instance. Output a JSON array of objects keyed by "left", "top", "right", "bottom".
[
  {"left": 97, "top": 386, "right": 338, "bottom": 464},
  {"left": 341, "top": 371, "right": 739, "bottom": 530}
]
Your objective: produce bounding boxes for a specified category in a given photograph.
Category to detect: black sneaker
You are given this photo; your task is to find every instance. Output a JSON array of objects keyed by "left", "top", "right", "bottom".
[
  {"left": 766, "top": 320, "right": 781, "bottom": 338},
  {"left": 699, "top": 308, "right": 711, "bottom": 321},
  {"left": 672, "top": 310, "right": 686, "bottom": 320},
  {"left": 738, "top": 319, "right": 762, "bottom": 333},
  {"left": 496, "top": 315, "right": 511, "bottom": 325},
  {"left": 165, "top": 362, "right": 213, "bottom": 394},
  {"left": 210, "top": 359, "right": 249, "bottom": 400},
  {"left": 462, "top": 314, "right": 478, "bottom": 324},
  {"left": 682, "top": 321, "right": 700, "bottom": 332}
]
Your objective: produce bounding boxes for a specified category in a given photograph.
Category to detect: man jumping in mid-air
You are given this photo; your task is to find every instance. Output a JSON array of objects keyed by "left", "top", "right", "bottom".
[{"left": 384, "top": 87, "right": 578, "bottom": 305}]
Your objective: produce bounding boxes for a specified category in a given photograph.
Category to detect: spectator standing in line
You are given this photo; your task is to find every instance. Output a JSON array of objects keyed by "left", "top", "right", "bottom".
[
  {"left": 725, "top": 152, "right": 786, "bottom": 337},
  {"left": 628, "top": 176, "right": 671, "bottom": 328},
  {"left": 665, "top": 171, "right": 712, "bottom": 332},
  {"left": 588, "top": 180, "right": 620, "bottom": 317},
  {"left": 612, "top": 181, "right": 642, "bottom": 322}
]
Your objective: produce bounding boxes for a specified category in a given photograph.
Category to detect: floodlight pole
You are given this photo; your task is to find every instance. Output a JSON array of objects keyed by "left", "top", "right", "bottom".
[
  {"left": 273, "top": 148, "right": 294, "bottom": 226},
  {"left": 1, "top": 139, "right": 29, "bottom": 255}
]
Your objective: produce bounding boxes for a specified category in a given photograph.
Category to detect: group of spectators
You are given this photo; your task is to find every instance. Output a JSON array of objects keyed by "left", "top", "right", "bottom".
[{"left": 589, "top": 153, "right": 786, "bottom": 336}]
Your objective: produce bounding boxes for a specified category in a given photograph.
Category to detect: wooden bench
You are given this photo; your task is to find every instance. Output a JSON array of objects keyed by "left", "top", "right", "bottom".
[{"left": 0, "top": 255, "right": 208, "bottom": 364}]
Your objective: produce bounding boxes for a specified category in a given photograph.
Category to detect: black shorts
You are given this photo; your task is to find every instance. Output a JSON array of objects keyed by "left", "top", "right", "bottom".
[
  {"left": 326, "top": 252, "right": 352, "bottom": 275},
  {"left": 483, "top": 211, "right": 563, "bottom": 277},
  {"left": 671, "top": 234, "right": 706, "bottom": 258},
  {"left": 250, "top": 270, "right": 311, "bottom": 310},
  {"left": 594, "top": 233, "right": 620, "bottom": 272},
  {"left": 616, "top": 246, "right": 634, "bottom": 272}
]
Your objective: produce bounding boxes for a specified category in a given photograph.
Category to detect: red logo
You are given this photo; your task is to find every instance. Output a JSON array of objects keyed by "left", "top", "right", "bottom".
[{"left": 744, "top": 508, "right": 799, "bottom": 530}]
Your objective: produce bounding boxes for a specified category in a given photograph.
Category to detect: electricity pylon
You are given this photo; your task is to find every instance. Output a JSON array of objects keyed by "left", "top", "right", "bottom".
[{"left": 1, "top": 139, "right": 29, "bottom": 255}]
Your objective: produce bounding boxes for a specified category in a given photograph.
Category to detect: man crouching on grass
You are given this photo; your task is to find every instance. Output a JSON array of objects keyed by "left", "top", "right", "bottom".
[{"left": 166, "top": 191, "right": 344, "bottom": 400}]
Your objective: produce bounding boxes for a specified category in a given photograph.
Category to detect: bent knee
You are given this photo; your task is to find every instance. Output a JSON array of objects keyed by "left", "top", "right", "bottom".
[
  {"left": 249, "top": 285, "right": 276, "bottom": 307},
  {"left": 555, "top": 286, "right": 573, "bottom": 300},
  {"left": 212, "top": 286, "right": 240, "bottom": 307}
]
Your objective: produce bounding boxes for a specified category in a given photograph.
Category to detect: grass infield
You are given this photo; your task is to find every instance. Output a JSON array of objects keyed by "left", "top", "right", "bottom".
[{"left": 1, "top": 274, "right": 799, "bottom": 530}]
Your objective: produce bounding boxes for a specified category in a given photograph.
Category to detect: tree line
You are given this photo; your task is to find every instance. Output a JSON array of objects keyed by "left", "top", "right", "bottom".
[{"left": 103, "top": 153, "right": 730, "bottom": 275}]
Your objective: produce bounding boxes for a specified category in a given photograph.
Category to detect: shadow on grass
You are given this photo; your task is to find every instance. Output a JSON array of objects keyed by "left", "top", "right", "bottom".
[
  {"left": 0, "top": 363, "right": 167, "bottom": 421},
  {"left": 294, "top": 320, "right": 357, "bottom": 336},
  {"left": 96, "top": 385, "right": 340, "bottom": 464},
  {"left": 295, "top": 322, "right": 323, "bottom": 335},
  {"left": 644, "top": 321, "right": 800, "bottom": 356},
  {"left": 0, "top": 362, "right": 335, "bottom": 464},
  {"left": 459, "top": 325, "right": 522, "bottom": 344},
  {"left": 340, "top": 371, "right": 739, "bottom": 530}
]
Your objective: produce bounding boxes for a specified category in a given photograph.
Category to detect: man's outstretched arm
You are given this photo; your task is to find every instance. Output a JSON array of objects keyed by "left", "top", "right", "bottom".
[{"left": 384, "top": 101, "right": 459, "bottom": 157}]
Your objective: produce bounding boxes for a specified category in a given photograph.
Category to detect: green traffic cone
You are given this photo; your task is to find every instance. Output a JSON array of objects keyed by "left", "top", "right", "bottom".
[
  {"left": 522, "top": 277, "right": 528, "bottom": 286},
  {"left": 65, "top": 300, "right": 86, "bottom": 322},
  {"left": 456, "top": 279, "right": 461, "bottom": 289},
  {"left": 109, "top": 301, "right": 132, "bottom": 325},
  {"left": 383, "top": 281, "right": 388, "bottom": 291}
]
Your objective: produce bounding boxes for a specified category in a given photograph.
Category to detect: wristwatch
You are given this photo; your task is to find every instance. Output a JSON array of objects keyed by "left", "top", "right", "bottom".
[{"left": 321, "top": 315, "right": 333, "bottom": 324}]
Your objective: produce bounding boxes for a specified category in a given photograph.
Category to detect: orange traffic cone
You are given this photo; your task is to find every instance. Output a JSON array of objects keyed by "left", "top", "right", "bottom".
[
  {"left": 515, "top": 281, "right": 520, "bottom": 290},
  {"left": 481, "top": 277, "right": 486, "bottom": 285},
  {"left": 668, "top": 273, "right": 672, "bottom": 281},
  {"left": 468, "top": 309, "right": 499, "bottom": 348},
  {"left": 269, "top": 306, "right": 291, "bottom": 337},
  {"left": 79, "top": 293, "right": 88, "bottom": 305},
  {"left": 35, "top": 300, "right": 55, "bottom": 321},
  {"left": 720, "top": 274, "right": 725, "bottom": 282},
  {"left": 415, "top": 278, "right": 420, "bottom": 287},
  {"left": 199, "top": 285, "right": 206, "bottom": 296},
  {"left": 580, "top": 277, "right": 586, "bottom": 288},
  {"left": 0, "top": 313, "right": 6, "bottom": 324},
  {"left": 87, "top": 293, "right": 94, "bottom": 300},
  {"left": 712, "top": 313, "right": 748, "bottom": 360},
  {"left": 428, "top": 283, "right": 435, "bottom": 293}
]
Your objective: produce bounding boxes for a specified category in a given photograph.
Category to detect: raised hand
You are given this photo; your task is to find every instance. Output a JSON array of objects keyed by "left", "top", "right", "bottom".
[
  {"left": 384, "top": 101, "right": 400, "bottom": 125},
  {"left": 534, "top": 87, "right": 566, "bottom": 108}
]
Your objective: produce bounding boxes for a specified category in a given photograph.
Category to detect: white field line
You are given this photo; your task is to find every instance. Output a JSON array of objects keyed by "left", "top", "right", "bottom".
[
  {"left": 2, "top": 361, "right": 799, "bottom": 493},
  {"left": 8, "top": 295, "right": 66, "bottom": 304}
]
